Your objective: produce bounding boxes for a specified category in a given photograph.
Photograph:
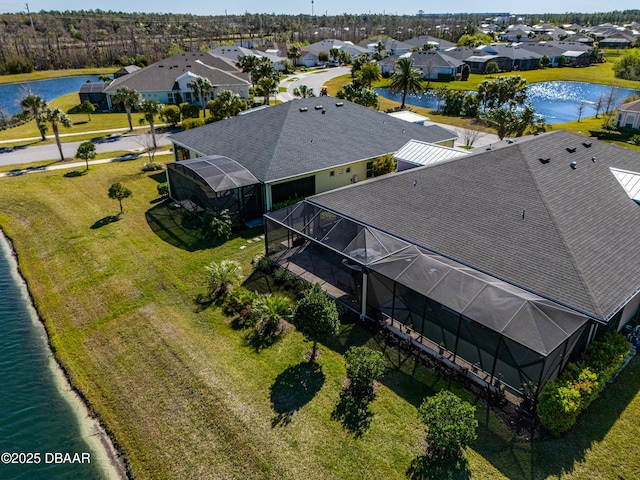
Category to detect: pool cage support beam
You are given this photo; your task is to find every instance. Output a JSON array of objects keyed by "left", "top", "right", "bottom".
[{"left": 360, "top": 271, "right": 368, "bottom": 318}]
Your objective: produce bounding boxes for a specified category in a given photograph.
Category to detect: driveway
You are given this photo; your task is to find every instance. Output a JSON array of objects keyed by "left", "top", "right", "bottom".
[{"left": 277, "top": 67, "right": 350, "bottom": 101}]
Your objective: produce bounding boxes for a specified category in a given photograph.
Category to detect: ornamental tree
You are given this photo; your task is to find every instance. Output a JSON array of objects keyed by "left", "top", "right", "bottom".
[
  {"left": 418, "top": 390, "right": 478, "bottom": 463},
  {"left": 108, "top": 182, "right": 132, "bottom": 214},
  {"left": 344, "top": 346, "right": 385, "bottom": 395},
  {"left": 293, "top": 283, "right": 339, "bottom": 361},
  {"left": 75, "top": 141, "right": 96, "bottom": 170}
]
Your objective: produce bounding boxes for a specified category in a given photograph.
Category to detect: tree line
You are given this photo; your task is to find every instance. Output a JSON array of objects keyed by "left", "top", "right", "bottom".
[{"left": 2, "top": 9, "right": 640, "bottom": 74}]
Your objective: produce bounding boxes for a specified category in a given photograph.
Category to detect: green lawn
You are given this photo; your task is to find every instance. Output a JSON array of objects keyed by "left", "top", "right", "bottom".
[
  {"left": 0, "top": 67, "right": 116, "bottom": 84},
  {"left": 1, "top": 156, "right": 640, "bottom": 479}
]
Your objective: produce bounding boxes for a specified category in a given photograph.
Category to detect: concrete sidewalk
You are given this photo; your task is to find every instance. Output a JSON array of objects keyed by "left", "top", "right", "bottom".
[{"left": 0, "top": 124, "right": 169, "bottom": 145}]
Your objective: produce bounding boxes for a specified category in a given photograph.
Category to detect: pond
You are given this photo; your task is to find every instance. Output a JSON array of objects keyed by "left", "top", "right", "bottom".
[
  {"left": 0, "top": 75, "right": 101, "bottom": 117},
  {"left": 375, "top": 81, "right": 640, "bottom": 124}
]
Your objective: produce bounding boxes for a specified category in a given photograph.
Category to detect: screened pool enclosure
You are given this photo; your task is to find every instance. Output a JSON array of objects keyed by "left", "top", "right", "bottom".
[
  {"left": 265, "top": 200, "right": 592, "bottom": 399},
  {"left": 167, "top": 156, "right": 263, "bottom": 222}
]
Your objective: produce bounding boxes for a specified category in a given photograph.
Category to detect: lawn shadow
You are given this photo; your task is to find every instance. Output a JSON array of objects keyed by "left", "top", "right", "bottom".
[
  {"left": 90, "top": 214, "right": 120, "bottom": 229},
  {"left": 406, "top": 455, "right": 470, "bottom": 480},
  {"left": 148, "top": 172, "right": 167, "bottom": 183},
  {"left": 331, "top": 388, "right": 375, "bottom": 438},
  {"left": 145, "top": 202, "right": 209, "bottom": 251},
  {"left": 270, "top": 361, "right": 325, "bottom": 427},
  {"left": 64, "top": 169, "right": 88, "bottom": 177}
]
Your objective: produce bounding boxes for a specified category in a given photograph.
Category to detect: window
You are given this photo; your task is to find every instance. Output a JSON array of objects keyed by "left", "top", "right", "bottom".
[
  {"left": 346, "top": 167, "right": 351, "bottom": 173},
  {"left": 366, "top": 161, "right": 374, "bottom": 178},
  {"left": 168, "top": 92, "right": 175, "bottom": 104},
  {"left": 329, "top": 171, "right": 335, "bottom": 177}
]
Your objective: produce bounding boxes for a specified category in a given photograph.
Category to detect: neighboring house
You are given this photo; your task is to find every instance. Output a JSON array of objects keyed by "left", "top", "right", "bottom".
[
  {"left": 525, "top": 41, "right": 590, "bottom": 67},
  {"left": 305, "top": 39, "right": 369, "bottom": 62},
  {"left": 393, "top": 139, "right": 469, "bottom": 171},
  {"left": 209, "top": 46, "right": 256, "bottom": 63},
  {"left": 564, "top": 34, "right": 595, "bottom": 46},
  {"left": 360, "top": 38, "right": 412, "bottom": 56},
  {"left": 387, "top": 110, "right": 430, "bottom": 126},
  {"left": 166, "top": 98, "right": 457, "bottom": 219},
  {"left": 104, "top": 52, "right": 250, "bottom": 109},
  {"left": 409, "top": 50, "right": 463, "bottom": 80},
  {"left": 298, "top": 50, "right": 320, "bottom": 67},
  {"left": 78, "top": 81, "right": 108, "bottom": 111},
  {"left": 113, "top": 65, "right": 141, "bottom": 79},
  {"left": 616, "top": 99, "right": 640, "bottom": 129},
  {"left": 404, "top": 35, "right": 456, "bottom": 51},
  {"left": 599, "top": 34, "right": 635, "bottom": 49},
  {"left": 499, "top": 26, "right": 534, "bottom": 43},
  {"left": 264, "top": 130, "right": 640, "bottom": 401}
]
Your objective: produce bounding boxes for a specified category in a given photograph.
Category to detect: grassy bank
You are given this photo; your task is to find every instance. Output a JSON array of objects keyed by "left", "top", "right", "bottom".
[
  {"left": 1, "top": 155, "right": 640, "bottom": 479},
  {"left": 0, "top": 67, "right": 116, "bottom": 85}
]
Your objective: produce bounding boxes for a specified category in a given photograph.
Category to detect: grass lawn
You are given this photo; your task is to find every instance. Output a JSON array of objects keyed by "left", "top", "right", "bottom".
[
  {"left": 0, "top": 67, "right": 116, "bottom": 85},
  {"left": 1, "top": 157, "right": 640, "bottom": 479}
]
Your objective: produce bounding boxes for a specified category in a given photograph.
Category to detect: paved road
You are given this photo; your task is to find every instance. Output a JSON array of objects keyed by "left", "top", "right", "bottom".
[
  {"left": 1, "top": 66, "right": 499, "bottom": 167},
  {"left": 0, "top": 131, "right": 173, "bottom": 167}
]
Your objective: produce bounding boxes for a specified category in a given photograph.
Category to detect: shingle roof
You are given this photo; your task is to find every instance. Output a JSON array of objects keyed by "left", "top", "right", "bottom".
[
  {"left": 309, "top": 130, "right": 640, "bottom": 321},
  {"left": 618, "top": 99, "right": 640, "bottom": 112},
  {"left": 169, "top": 98, "right": 457, "bottom": 184},
  {"left": 104, "top": 52, "right": 249, "bottom": 93}
]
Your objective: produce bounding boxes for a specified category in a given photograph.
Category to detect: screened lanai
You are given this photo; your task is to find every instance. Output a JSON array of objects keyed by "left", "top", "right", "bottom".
[
  {"left": 167, "top": 155, "right": 263, "bottom": 221},
  {"left": 264, "top": 200, "right": 592, "bottom": 398}
]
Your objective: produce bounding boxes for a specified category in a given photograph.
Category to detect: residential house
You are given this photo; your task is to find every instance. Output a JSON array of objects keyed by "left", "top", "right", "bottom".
[
  {"left": 104, "top": 52, "right": 250, "bottom": 109},
  {"left": 264, "top": 130, "right": 640, "bottom": 401},
  {"left": 408, "top": 50, "right": 462, "bottom": 80},
  {"left": 113, "top": 65, "right": 141, "bottom": 79},
  {"left": 525, "top": 41, "right": 590, "bottom": 67},
  {"left": 78, "top": 81, "right": 108, "bottom": 111},
  {"left": 166, "top": 98, "right": 457, "bottom": 219},
  {"left": 404, "top": 35, "right": 456, "bottom": 51},
  {"left": 616, "top": 99, "right": 640, "bottom": 129}
]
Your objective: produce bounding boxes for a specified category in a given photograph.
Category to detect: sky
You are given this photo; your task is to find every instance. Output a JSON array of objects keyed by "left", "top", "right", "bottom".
[{"left": 0, "top": 0, "right": 632, "bottom": 17}]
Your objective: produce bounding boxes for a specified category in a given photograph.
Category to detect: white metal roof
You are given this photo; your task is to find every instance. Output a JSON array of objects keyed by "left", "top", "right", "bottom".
[
  {"left": 611, "top": 167, "right": 640, "bottom": 202},
  {"left": 394, "top": 139, "right": 469, "bottom": 167},
  {"left": 387, "top": 110, "right": 430, "bottom": 124}
]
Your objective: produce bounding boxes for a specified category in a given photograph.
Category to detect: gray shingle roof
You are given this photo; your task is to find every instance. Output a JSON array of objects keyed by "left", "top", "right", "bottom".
[
  {"left": 104, "top": 52, "right": 249, "bottom": 93},
  {"left": 169, "top": 98, "right": 457, "bottom": 184},
  {"left": 309, "top": 130, "right": 640, "bottom": 321}
]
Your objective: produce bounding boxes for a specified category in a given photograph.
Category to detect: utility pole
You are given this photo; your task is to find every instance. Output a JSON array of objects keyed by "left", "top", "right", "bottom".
[
  {"left": 25, "top": 3, "right": 37, "bottom": 41},
  {"left": 311, "top": 0, "right": 314, "bottom": 17}
]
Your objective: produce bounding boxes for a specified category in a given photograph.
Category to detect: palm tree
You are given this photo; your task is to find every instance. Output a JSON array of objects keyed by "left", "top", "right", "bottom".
[
  {"left": 43, "top": 107, "right": 71, "bottom": 161},
  {"left": 252, "top": 293, "right": 293, "bottom": 339},
  {"left": 287, "top": 45, "right": 302, "bottom": 66},
  {"left": 191, "top": 76, "right": 213, "bottom": 117},
  {"left": 111, "top": 87, "right": 141, "bottom": 132},
  {"left": 20, "top": 94, "right": 48, "bottom": 140},
  {"left": 358, "top": 61, "right": 381, "bottom": 88},
  {"left": 236, "top": 55, "right": 261, "bottom": 88},
  {"left": 293, "top": 85, "right": 316, "bottom": 98},
  {"left": 259, "top": 76, "right": 279, "bottom": 105},
  {"left": 389, "top": 57, "right": 424, "bottom": 110},
  {"left": 138, "top": 99, "right": 164, "bottom": 149}
]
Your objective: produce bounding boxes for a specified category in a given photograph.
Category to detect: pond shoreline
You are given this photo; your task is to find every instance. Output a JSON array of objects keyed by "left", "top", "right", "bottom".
[{"left": 0, "top": 229, "right": 130, "bottom": 480}]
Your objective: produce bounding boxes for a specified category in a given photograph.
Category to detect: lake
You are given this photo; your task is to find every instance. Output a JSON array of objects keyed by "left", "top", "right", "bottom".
[
  {"left": 0, "top": 75, "right": 101, "bottom": 117},
  {"left": 0, "top": 234, "right": 111, "bottom": 479},
  {"left": 376, "top": 81, "right": 640, "bottom": 124}
]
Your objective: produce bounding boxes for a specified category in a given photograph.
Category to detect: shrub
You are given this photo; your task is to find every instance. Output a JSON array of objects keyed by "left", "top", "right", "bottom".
[
  {"left": 204, "top": 259, "right": 241, "bottom": 298},
  {"left": 294, "top": 283, "right": 340, "bottom": 361},
  {"left": 142, "top": 162, "right": 163, "bottom": 171},
  {"left": 161, "top": 104, "right": 181, "bottom": 126},
  {"left": 179, "top": 102, "right": 200, "bottom": 119},
  {"left": 201, "top": 208, "right": 233, "bottom": 243},
  {"left": 157, "top": 182, "right": 169, "bottom": 196},
  {"left": 273, "top": 266, "right": 296, "bottom": 286},
  {"left": 372, "top": 154, "right": 395, "bottom": 176},
  {"left": 418, "top": 390, "right": 477, "bottom": 463},
  {"left": 252, "top": 293, "right": 293, "bottom": 340},
  {"left": 182, "top": 118, "right": 205, "bottom": 130},
  {"left": 344, "top": 346, "right": 385, "bottom": 395},
  {"left": 223, "top": 286, "right": 259, "bottom": 319},
  {"left": 252, "top": 253, "right": 275, "bottom": 274},
  {"left": 537, "top": 332, "right": 629, "bottom": 436},
  {"left": 630, "top": 134, "right": 640, "bottom": 145}
]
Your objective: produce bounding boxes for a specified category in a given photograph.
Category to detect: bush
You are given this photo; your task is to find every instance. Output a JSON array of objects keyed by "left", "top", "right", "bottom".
[
  {"left": 344, "top": 346, "right": 385, "bottom": 395},
  {"left": 537, "top": 332, "right": 629, "bottom": 436},
  {"left": 157, "top": 182, "right": 169, "bottom": 196},
  {"left": 588, "top": 127, "right": 624, "bottom": 140},
  {"left": 252, "top": 253, "right": 275, "bottom": 274},
  {"left": 273, "top": 266, "right": 296, "bottom": 286},
  {"left": 223, "top": 286, "right": 258, "bottom": 319},
  {"left": 161, "top": 105, "right": 181, "bottom": 126},
  {"left": 182, "top": 118, "right": 204, "bottom": 130},
  {"left": 204, "top": 259, "right": 241, "bottom": 298},
  {"left": 179, "top": 102, "right": 200, "bottom": 119},
  {"left": 200, "top": 208, "right": 233, "bottom": 242},
  {"left": 142, "top": 162, "right": 163, "bottom": 171},
  {"left": 252, "top": 293, "right": 293, "bottom": 340},
  {"left": 418, "top": 391, "right": 477, "bottom": 462},
  {"left": 630, "top": 134, "right": 640, "bottom": 145},
  {"left": 0, "top": 57, "right": 34, "bottom": 74}
]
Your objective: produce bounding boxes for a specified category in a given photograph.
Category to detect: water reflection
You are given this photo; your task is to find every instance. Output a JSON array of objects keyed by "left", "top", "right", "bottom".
[{"left": 376, "top": 81, "right": 640, "bottom": 124}]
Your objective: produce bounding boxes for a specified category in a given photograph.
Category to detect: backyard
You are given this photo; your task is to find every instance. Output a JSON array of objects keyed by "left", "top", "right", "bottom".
[{"left": 0, "top": 157, "right": 639, "bottom": 479}]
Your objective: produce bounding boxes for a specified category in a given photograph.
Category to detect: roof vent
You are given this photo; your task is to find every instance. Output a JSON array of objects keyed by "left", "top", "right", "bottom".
[
  {"left": 592, "top": 156, "right": 597, "bottom": 162},
  {"left": 583, "top": 141, "right": 592, "bottom": 148},
  {"left": 539, "top": 157, "right": 550, "bottom": 164},
  {"left": 570, "top": 161, "right": 577, "bottom": 169},
  {"left": 315, "top": 105, "right": 323, "bottom": 110},
  {"left": 322, "top": 110, "right": 326, "bottom": 114},
  {"left": 567, "top": 146, "right": 577, "bottom": 153},
  {"left": 335, "top": 102, "right": 344, "bottom": 107},
  {"left": 299, "top": 107, "right": 308, "bottom": 112},
  {"left": 186, "top": 65, "right": 191, "bottom": 67},
  {"left": 159, "top": 65, "right": 164, "bottom": 68}
]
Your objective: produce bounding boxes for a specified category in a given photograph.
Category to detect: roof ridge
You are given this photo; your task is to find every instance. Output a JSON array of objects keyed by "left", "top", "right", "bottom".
[{"left": 518, "top": 132, "right": 603, "bottom": 319}]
